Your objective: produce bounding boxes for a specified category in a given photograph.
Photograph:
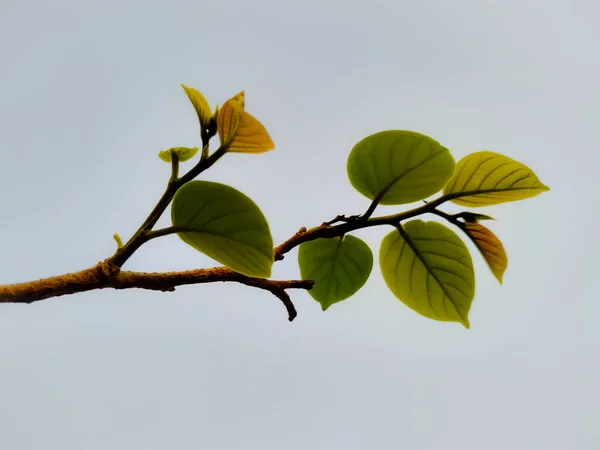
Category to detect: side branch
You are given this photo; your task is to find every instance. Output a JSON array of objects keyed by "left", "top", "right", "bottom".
[{"left": 274, "top": 193, "right": 458, "bottom": 260}]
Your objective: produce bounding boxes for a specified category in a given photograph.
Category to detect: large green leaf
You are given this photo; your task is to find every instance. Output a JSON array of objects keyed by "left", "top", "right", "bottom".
[
  {"left": 298, "top": 235, "right": 373, "bottom": 311},
  {"left": 347, "top": 130, "right": 455, "bottom": 205},
  {"left": 443, "top": 151, "right": 549, "bottom": 206},
  {"left": 171, "top": 180, "right": 273, "bottom": 278},
  {"left": 379, "top": 220, "right": 475, "bottom": 328}
]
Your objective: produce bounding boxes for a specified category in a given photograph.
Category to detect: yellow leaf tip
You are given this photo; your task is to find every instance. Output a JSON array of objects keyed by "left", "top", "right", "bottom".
[{"left": 458, "top": 313, "right": 471, "bottom": 329}]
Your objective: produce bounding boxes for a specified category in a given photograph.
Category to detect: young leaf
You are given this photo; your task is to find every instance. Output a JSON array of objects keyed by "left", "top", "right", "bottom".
[
  {"left": 158, "top": 146, "right": 199, "bottom": 163},
  {"left": 181, "top": 84, "right": 212, "bottom": 129},
  {"left": 455, "top": 212, "right": 495, "bottom": 223},
  {"left": 346, "top": 130, "right": 455, "bottom": 205},
  {"left": 443, "top": 151, "right": 549, "bottom": 206},
  {"left": 217, "top": 91, "right": 275, "bottom": 154},
  {"left": 298, "top": 235, "right": 373, "bottom": 311},
  {"left": 171, "top": 181, "right": 274, "bottom": 278},
  {"left": 217, "top": 91, "right": 244, "bottom": 146},
  {"left": 462, "top": 223, "right": 507, "bottom": 284},
  {"left": 379, "top": 220, "right": 475, "bottom": 328}
]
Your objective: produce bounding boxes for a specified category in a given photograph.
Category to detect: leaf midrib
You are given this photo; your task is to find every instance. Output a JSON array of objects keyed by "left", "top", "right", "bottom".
[{"left": 398, "top": 225, "right": 469, "bottom": 324}]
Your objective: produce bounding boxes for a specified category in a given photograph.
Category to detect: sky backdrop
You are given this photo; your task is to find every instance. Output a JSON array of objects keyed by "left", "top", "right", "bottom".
[{"left": 1, "top": 0, "right": 598, "bottom": 449}]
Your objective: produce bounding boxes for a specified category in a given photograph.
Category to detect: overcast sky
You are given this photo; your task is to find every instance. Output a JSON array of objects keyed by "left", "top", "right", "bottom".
[{"left": 1, "top": 0, "right": 598, "bottom": 449}]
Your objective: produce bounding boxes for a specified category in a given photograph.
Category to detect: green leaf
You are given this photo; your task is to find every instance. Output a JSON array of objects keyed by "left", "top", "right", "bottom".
[
  {"left": 158, "top": 146, "right": 199, "bottom": 163},
  {"left": 379, "top": 220, "right": 475, "bottom": 328},
  {"left": 346, "top": 130, "right": 455, "bottom": 205},
  {"left": 443, "top": 151, "right": 549, "bottom": 207},
  {"left": 171, "top": 180, "right": 273, "bottom": 278},
  {"left": 298, "top": 235, "right": 373, "bottom": 311}
]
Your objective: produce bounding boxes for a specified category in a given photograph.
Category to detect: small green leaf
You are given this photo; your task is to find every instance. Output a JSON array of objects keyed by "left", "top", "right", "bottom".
[
  {"left": 158, "top": 146, "right": 199, "bottom": 163},
  {"left": 171, "top": 180, "right": 273, "bottom": 278},
  {"left": 443, "top": 151, "right": 549, "bottom": 207},
  {"left": 298, "top": 235, "right": 373, "bottom": 311},
  {"left": 379, "top": 220, "right": 475, "bottom": 328},
  {"left": 347, "top": 130, "right": 455, "bottom": 205}
]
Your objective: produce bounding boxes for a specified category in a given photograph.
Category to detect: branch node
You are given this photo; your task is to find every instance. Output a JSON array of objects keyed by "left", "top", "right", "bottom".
[{"left": 274, "top": 227, "right": 307, "bottom": 261}]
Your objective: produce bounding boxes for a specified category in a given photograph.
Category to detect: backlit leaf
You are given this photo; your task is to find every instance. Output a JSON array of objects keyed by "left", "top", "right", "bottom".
[
  {"left": 443, "top": 151, "right": 549, "bottom": 207},
  {"left": 379, "top": 220, "right": 475, "bottom": 328},
  {"left": 217, "top": 91, "right": 244, "bottom": 146},
  {"left": 228, "top": 111, "right": 275, "bottom": 153},
  {"left": 347, "top": 130, "right": 455, "bottom": 205},
  {"left": 217, "top": 91, "right": 274, "bottom": 153},
  {"left": 463, "top": 223, "right": 507, "bottom": 284},
  {"left": 158, "top": 146, "right": 199, "bottom": 163},
  {"left": 171, "top": 180, "right": 273, "bottom": 278},
  {"left": 181, "top": 84, "right": 212, "bottom": 129},
  {"left": 298, "top": 235, "right": 373, "bottom": 311}
]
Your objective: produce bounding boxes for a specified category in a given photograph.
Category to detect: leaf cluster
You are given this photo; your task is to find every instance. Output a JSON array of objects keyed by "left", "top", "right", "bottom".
[
  {"left": 0, "top": 85, "right": 548, "bottom": 328},
  {"left": 141, "top": 86, "right": 549, "bottom": 328}
]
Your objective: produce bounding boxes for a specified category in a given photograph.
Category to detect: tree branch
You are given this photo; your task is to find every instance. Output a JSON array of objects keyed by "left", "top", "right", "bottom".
[
  {"left": 0, "top": 261, "right": 310, "bottom": 321},
  {"left": 0, "top": 185, "right": 476, "bottom": 321},
  {"left": 273, "top": 191, "right": 462, "bottom": 260}
]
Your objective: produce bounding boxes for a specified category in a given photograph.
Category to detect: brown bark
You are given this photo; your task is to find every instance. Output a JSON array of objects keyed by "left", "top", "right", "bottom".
[{"left": 0, "top": 260, "right": 312, "bottom": 321}]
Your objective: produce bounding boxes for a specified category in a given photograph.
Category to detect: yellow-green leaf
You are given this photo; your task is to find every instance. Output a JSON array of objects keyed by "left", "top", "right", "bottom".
[
  {"left": 158, "top": 146, "right": 199, "bottom": 163},
  {"left": 463, "top": 223, "right": 507, "bottom": 284},
  {"left": 347, "top": 130, "right": 455, "bottom": 205},
  {"left": 379, "top": 220, "right": 475, "bottom": 328},
  {"left": 181, "top": 84, "right": 212, "bottom": 129},
  {"left": 443, "top": 151, "right": 549, "bottom": 207}
]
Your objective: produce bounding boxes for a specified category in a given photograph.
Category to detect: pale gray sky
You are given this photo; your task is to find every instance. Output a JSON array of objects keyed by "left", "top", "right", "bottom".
[{"left": 1, "top": 0, "right": 598, "bottom": 448}]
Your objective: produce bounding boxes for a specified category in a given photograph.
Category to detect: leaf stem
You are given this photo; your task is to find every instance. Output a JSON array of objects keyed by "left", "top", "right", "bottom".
[
  {"left": 170, "top": 150, "right": 180, "bottom": 182},
  {"left": 361, "top": 197, "right": 380, "bottom": 221},
  {"left": 144, "top": 226, "right": 195, "bottom": 240}
]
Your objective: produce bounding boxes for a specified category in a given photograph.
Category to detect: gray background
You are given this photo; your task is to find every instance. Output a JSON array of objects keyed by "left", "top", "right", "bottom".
[{"left": 1, "top": 0, "right": 597, "bottom": 448}]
